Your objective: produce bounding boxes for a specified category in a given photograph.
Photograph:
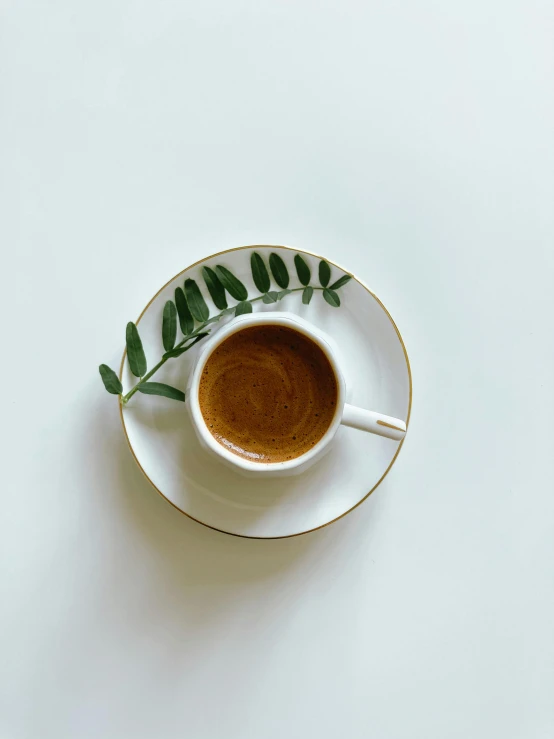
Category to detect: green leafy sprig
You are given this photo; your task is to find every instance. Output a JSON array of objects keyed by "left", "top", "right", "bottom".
[{"left": 99, "top": 252, "right": 351, "bottom": 405}]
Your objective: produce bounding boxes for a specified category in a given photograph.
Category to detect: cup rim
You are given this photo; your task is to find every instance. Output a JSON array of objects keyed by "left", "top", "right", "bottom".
[{"left": 187, "top": 312, "right": 346, "bottom": 473}]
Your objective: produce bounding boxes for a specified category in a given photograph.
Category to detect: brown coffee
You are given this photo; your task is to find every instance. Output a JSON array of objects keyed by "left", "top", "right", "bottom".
[{"left": 198, "top": 325, "right": 338, "bottom": 463}]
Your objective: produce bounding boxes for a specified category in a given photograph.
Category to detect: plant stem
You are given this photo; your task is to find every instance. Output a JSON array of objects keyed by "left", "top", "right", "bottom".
[
  {"left": 120, "top": 286, "right": 323, "bottom": 405},
  {"left": 121, "top": 330, "right": 206, "bottom": 404}
]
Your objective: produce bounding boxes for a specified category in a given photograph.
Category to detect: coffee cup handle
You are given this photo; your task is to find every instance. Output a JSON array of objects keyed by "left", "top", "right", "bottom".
[{"left": 341, "top": 403, "right": 407, "bottom": 441}]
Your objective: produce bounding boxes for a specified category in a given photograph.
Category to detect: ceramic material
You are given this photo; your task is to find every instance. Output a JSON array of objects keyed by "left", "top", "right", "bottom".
[
  {"left": 120, "top": 244, "right": 411, "bottom": 538},
  {"left": 186, "top": 311, "right": 406, "bottom": 477}
]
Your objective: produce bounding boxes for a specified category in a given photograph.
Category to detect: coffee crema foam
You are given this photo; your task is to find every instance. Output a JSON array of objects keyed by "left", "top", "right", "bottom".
[{"left": 198, "top": 325, "right": 338, "bottom": 463}]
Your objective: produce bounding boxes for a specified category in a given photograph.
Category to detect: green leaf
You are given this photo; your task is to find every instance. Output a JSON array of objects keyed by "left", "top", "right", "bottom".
[
  {"left": 329, "top": 274, "right": 352, "bottom": 290},
  {"left": 215, "top": 265, "right": 248, "bottom": 301},
  {"left": 318, "top": 260, "right": 331, "bottom": 287},
  {"left": 99, "top": 364, "right": 122, "bottom": 395},
  {"left": 137, "top": 382, "right": 185, "bottom": 402},
  {"left": 322, "top": 288, "right": 340, "bottom": 307},
  {"left": 184, "top": 279, "right": 209, "bottom": 322},
  {"left": 163, "top": 332, "right": 209, "bottom": 358},
  {"left": 278, "top": 289, "right": 292, "bottom": 299},
  {"left": 174, "top": 287, "right": 194, "bottom": 335},
  {"left": 126, "top": 322, "right": 147, "bottom": 377},
  {"left": 162, "top": 300, "right": 177, "bottom": 352},
  {"left": 250, "top": 252, "right": 270, "bottom": 293},
  {"left": 294, "top": 254, "right": 311, "bottom": 286},
  {"left": 163, "top": 347, "right": 188, "bottom": 359},
  {"left": 235, "top": 301, "right": 253, "bottom": 316},
  {"left": 202, "top": 266, "right": 228, "bottom": 310},
  {"left": 302, "top": 286, "right": 314, "bottom": 305},
  {"left": 269, "top": 253, "right": 289, "bottom": 289},
  {"left": 262, "top": 291, "right": 279, "bottom": 304}
]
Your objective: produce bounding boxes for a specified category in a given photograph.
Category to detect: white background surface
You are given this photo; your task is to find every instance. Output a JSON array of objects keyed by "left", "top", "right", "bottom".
[{"left": 1, "top": 1, "right": 553, "bottom": 737}]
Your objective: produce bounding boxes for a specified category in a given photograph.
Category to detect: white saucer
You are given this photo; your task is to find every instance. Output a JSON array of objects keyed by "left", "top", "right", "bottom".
[{"left": 120, "top": 245, "right": 412, "bottom": 538}]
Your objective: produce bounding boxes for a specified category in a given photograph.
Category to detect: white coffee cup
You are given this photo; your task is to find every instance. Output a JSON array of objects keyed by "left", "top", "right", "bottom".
[{"left": 187, "top": 312, "right": 407, "bottom": 476}]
